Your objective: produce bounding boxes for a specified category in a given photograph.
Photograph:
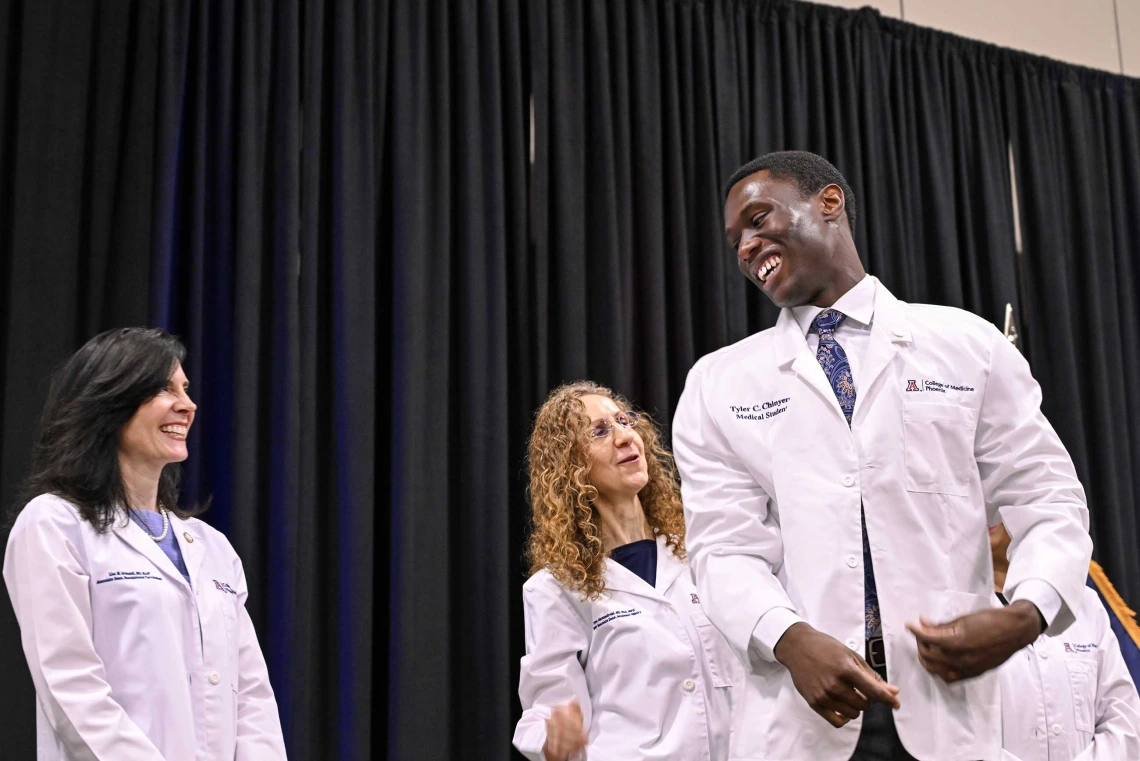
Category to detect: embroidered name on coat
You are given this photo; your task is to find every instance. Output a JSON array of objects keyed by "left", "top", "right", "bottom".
[
  {"left": 730, "top": 398, "right": 790, "bottom": 420},
  {"left": 96, "top": 570, "right": 163, "bottom": 584},
  {"left": 592, "top": 608, "right": 642, "bottom": 630}
]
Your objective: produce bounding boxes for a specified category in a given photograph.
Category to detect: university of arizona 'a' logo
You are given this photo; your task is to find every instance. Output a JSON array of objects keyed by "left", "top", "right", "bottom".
[
  {"left": 691, "top": 593, "right": 700, "bottom": 604},
  {"left": 906, "top": 380, "right": 921, "bottom": 392}
]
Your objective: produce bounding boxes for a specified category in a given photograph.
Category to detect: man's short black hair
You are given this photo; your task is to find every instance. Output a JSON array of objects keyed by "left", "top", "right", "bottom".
[{"left": 724, "top": 151, "right": 857, "bottom": 235}]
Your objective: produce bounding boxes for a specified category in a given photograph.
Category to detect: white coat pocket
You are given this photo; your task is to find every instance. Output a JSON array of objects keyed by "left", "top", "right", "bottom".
[
  {"left": 903, "top": 402, "right": 977, "bottom": 496},
  {"left": 692, "top": 613, "right": 741, "bottom": 688},
  {"left": 1066, "top": 658, "right": 1096, "bottom": 733}
]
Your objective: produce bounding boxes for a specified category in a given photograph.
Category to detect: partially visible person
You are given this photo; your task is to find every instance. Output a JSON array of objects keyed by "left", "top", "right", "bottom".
[
  {"left": 4, "top": 327, "right": 287, "bottom": 761},
  {"left": 991, "top": 524, "right": 1140, "bottom": 760},
  {"left": 1086, "top": 560, "right": 1140, "bottom": 689},
  {"left": 513, "top": 382, "right": 740, "bottom": 761}
]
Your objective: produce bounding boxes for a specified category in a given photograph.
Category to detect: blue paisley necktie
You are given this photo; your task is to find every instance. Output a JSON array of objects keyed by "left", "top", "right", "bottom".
[{"left": 812, "top": 309, "right": 881, "bottom": 638}]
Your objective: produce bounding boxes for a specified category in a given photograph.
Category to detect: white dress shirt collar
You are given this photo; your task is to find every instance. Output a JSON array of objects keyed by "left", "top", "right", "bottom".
[{"left": 791, "top": 273, "right": 876, "bottom": 336}]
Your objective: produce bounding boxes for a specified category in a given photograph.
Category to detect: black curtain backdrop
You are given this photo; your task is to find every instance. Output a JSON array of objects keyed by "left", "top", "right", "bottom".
[
  {"left": 0, "top": 1, "right": 1137, "bottom": 759},
  {"left": 0, "top": 1, "right": 528, "bottom": 758},
  {"left": 1003, "top": 63, "right": 1140, "bottom": 607}
]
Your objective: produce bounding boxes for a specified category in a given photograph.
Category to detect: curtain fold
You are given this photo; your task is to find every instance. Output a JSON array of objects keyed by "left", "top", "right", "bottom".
[{"left": 387, "top": 1, "right": 528, "bottom": 756}]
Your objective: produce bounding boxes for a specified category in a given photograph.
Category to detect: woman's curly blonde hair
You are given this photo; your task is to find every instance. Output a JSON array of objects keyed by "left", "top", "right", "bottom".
[{"left": 525, "top": 381, "right": 687, "bottom": 599}]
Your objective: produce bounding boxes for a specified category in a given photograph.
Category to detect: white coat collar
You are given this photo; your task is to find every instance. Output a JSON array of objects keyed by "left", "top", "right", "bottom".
[
  {"left": 112, "top": 508, "right": 204, "bottom": 591},
  {"left": 603, "top": 533, "right": 687, "bottom": 601},
  {"left": 170, "top": 512, "right": 207, "bottom": 589}
]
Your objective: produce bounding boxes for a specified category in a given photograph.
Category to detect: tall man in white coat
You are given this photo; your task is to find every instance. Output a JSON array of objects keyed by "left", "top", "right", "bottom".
[{"left": 672, "top": 151, "right": 1092, "bottom": 761}]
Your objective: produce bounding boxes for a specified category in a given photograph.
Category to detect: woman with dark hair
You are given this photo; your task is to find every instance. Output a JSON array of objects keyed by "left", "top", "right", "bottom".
[
  {"left": 3, "top": 327, "right": 287, "bottom": 761},
  {"left": 512, "top": 382, "right": 740, "bottom": 761}
]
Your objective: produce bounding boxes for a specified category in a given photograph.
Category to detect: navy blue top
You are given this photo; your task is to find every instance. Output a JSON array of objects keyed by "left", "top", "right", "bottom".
[
  {"left": 609, "top": 539, "right": 657, "bottom": 588},
  {"left": 130, "top": 510, "right": 191, "bottom": 586}
]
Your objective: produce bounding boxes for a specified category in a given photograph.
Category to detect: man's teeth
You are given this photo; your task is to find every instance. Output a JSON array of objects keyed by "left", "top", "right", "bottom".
[{"left": 757, "top": 255, "right": 782, "bottom": 282}]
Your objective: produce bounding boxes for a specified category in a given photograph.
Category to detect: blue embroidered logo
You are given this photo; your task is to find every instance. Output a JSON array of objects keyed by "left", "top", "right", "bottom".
[{"left": 213, "top": 580, "right": 237, "bottom": 595}]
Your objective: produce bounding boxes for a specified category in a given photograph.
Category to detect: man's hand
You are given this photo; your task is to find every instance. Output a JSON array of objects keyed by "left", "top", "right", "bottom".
[
  {"left": 543, "top": 700, "right": 587, "bottom": 761},
  {"left": 907, "top": 600, "right": 1043, "bottom": 683},
  {"left": 774, "top": 622, "right": 901, "bottom": 728}
]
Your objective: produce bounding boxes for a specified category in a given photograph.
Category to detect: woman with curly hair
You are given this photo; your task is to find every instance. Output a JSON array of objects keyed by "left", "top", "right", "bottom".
[{"left": 512, "top": 381, "right": 740, "bottom": 761}]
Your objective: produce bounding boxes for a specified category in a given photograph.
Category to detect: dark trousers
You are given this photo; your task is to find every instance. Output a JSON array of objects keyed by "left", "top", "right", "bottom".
[
  {"left": 850, "top": 700, "right": 918, "bottom": 761},
  {"left": 849, "top": 652, "right": 918, "bottom": 761}
]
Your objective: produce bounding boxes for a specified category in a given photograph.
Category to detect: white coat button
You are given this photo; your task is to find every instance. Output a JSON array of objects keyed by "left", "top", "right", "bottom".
[
  {"left": 208, "top": 671, "right": 221, "bottom": 685},
  {"left": 842, "top": 475, "right": 855, "bottom": 487},
  {"left": 846, "top": 555, "right": 858, "bottom": 568},
  {"left": 1051, "top": 724, "right": 1062, "bottom": 736},
  {"left": 1039, "top": 650, "right": 1049, "bottom": 659},
  {"left": 682, "top": 679, "right": 696, "bottom": 692},
  {"left": 892, "top": 330, "right": 905, "bottom": 338}
]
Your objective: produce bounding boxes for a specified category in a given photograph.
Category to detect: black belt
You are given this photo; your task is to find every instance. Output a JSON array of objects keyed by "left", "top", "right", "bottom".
[{"left": 865, "top": 636, "right": 887, "bottom": 678}]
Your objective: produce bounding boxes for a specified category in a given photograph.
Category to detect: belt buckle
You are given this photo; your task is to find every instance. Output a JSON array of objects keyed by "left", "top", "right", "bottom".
[{"left": 866, "top": 636, "right": 886, "bottom": 669}]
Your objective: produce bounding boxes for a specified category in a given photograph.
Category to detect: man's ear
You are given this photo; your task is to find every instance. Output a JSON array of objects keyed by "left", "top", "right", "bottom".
[{"left": 818, "top": 184, "right": 846, "bottom": 224}]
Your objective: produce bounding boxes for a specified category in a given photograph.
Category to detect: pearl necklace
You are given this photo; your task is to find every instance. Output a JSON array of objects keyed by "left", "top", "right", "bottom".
[{"left": 134, "top": 505, "right": 170, "bottom": 542}]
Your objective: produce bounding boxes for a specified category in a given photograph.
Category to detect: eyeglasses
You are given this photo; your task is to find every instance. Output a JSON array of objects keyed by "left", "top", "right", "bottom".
[{"left": 588, "top": 410, "right": 641, "bottom": 440}]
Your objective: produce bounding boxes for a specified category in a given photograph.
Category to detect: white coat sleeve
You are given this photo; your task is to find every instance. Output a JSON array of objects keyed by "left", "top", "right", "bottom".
[
  {"left": 974, "top": 328, "right": 1092, "bottom": 634},
  {"left": 2, "top": 501, "right": 165, "bottom": 760},
  {"left": 231, "top": 553, "right": 288, "bottom": 760},
  {"left": 513, "top": 576, "right": 592, "bottom": 761},
  {"left": 672, "top": 362, "right": 802, "bottom": 668},
  {"left": 1071, "top": 592, "right": 1140, "bottom": 761}
]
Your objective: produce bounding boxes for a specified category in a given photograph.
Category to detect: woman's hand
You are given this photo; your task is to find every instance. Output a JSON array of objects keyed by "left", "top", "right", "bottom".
[{"left": 542, "top": 700, "right": 587, "bottom": 761}]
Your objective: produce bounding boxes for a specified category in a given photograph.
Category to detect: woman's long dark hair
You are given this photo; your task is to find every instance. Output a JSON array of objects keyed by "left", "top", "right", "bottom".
[{"left": 13, "top": 327, "right": 205, "bottom": 531}]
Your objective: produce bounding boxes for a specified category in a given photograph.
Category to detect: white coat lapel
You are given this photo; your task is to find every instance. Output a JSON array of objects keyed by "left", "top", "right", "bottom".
[
  {"left": 654, "top": 535, "right": 686, "bottom": 596},
  {"left": 603, "top": 535, "right": 686, "bottom": 601},
  {"left": 773, "top": 308, "right": 847, "bottom": 423},
  {"left": 603, "top": 557, "right": 660, "bottom": 600},
  {"left": 112, "top": 511, "right": 192, "bottom": 590},
  {"left": 854, "top": 284, "right": 912, "bottom": 421},
  {"left": 170, "top": 514, "right": 207, "bottom": 589}
]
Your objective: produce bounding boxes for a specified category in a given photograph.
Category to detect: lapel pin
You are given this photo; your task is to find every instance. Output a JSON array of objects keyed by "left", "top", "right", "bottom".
[{"left": 183, "top": 532, "right": 194, "bottom": 543}]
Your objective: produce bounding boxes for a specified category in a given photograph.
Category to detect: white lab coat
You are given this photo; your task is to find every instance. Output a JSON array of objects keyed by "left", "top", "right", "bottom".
[
  {"left": 672, "top": 278, "right": 1092, "bottom": 761},
  {"left": 513, "top": 535, "right": 741, "bottom": 761},
  {"left": 998, "top": 587, "right": 1140, "bottom": 761},
  {"left": 3, "top": 493, "right": 287, "bottom": 761}
]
